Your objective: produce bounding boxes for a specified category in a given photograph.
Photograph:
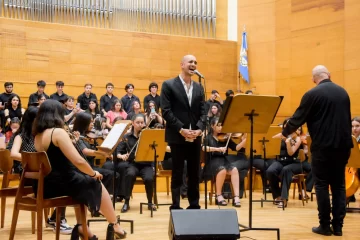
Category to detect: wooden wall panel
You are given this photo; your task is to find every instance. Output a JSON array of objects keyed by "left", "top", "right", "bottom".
[
  {"left": 0, "top": 18, "right": 238, "bottom": 105},
  {"left": 239, "top": 0, "right": 360, "bottom": 121},
  {"left": 216, "top": 0, "right": 228, "bottom": 40}
]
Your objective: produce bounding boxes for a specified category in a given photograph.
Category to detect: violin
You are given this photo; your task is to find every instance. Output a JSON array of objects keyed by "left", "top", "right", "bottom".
[{"left": 217, "top": 133, "right": 244, "bottom": 142}]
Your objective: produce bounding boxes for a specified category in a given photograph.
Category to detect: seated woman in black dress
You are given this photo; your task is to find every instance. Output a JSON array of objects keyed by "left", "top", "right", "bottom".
[
  {"left": 116, "top": 113, "right": 156, "bottom": 213},
  {"left": 266, "top": 119, "right": 311, "bottom": 208},
  {"left": 72, "top": 112, "right": 119, "bottom": 196},
  {"left": 33, "top": 100, "right": 126, "bottom": 239},
  {"left": 145, "top": 100, "right": 164, "bottom": 128},
  {"left": 202, "top": 117, "right": 243, "bottom": 207}
]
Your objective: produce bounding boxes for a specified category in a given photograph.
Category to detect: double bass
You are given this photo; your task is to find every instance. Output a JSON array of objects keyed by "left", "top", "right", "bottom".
[{"left": 345, "top": 138, "right": 360, "bottom": 198}]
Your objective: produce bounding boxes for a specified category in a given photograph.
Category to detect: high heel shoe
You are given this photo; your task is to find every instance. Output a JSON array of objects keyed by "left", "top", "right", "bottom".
[
  {"left": 107, "top": 223, "right": 127, "bottom": 239},
  {"left": 232, "top": 196, "right": 241, "bottom": 208},
  {"left": 114, "top": 230, "right": 127, "bottom": 239},
  {"left": 71, "top": 224, "right": 98, "bottom": 240},
  {"left": 215, "top": 195, "right": 227, "bottom": 206}
]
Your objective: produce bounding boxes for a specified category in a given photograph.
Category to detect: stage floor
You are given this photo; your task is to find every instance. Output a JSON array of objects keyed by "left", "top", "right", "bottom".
[{"left": 1, "top": 191, "right": 360, "bottom": 240}]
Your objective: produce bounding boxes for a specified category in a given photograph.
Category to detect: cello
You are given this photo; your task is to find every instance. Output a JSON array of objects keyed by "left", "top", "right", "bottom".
[{"left": 345, "top": 138, "right": 360, "bottom": 198}]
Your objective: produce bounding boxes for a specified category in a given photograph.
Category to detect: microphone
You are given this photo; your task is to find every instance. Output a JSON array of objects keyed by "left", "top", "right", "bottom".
[{"left": 193, "top": 69, "right": 205, "bottom": 79}]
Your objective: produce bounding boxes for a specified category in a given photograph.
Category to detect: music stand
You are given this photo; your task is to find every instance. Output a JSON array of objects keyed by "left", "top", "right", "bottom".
[
  {"left": 87, "top": 121, "right": 135, "bottom": 235},
  {"left": 245, "top": 126, "right": 282, "bottom": 207},
  {"left": 346, "top": 136, "right": 360, "bottom": 213},
  {"left": 133, "top": 129, "right": 171, "bottom": 217},
  {"left": 218, "top": 94, "right": 283, "bottom": 240}
]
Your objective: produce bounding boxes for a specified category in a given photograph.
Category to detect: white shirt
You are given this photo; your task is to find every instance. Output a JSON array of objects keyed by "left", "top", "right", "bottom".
[
  {"left": 179, "top": 74, "right": 193, "bottom": 107},
  {"left": 179, "top": 74, "right": 193, "bottom": 132}
]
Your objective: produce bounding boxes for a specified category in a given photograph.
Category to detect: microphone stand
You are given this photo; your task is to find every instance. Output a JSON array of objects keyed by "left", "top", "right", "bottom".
[{"left": 197, "top": 74, "right": 209, "bottom": 209}]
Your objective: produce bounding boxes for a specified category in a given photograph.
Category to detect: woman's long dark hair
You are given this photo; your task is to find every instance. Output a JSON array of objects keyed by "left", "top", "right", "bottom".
[
  {"left": 73, "top": 112, "right": 92, "bottom": 136},
  {"left": 7, "top": 94, "right": 22, "bottom": 110},
  {"left": 17, "top": 107, "right": 38, "bottom": 140},
  {"left": 145, "top": 100, "right": 159, "bottom": 116},
  {"left": 87, "top": 98, "right": 100, "bottom": 114},
  {"left": 207, "top": 103, "right": 222, "bottom": 118},
  {"left": 111, "top": 99, "right": 124, "bottom": 112},
  {"left": 7, "top": 94, "right": 23, "bottom": 120},
  {"left": 33, "top": 100, "right": 65, "bottom": 135},
  {"left": 86, "top": 98, "right": 101, "bottom": 116}
]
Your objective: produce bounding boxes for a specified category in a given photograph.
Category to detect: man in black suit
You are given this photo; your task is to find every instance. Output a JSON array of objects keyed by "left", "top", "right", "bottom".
[
  {"left": 161, "top": 55, "right": 206, "bottom": 210},
  {"left": 282, "top": 65, "right": 353, "bottom": 236}
]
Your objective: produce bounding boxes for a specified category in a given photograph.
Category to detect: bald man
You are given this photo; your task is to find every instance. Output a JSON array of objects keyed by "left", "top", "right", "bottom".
[
  {"left": 282, "top": 65, "right": 353, "bottom": 236},
  {"left": 160, "top": 55, "right": 206, "bottom": 210}
]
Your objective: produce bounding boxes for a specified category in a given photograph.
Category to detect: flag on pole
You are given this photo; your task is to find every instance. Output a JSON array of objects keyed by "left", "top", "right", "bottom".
[{"left": 239, "top": 30, "right": 249, "bottom": 84}]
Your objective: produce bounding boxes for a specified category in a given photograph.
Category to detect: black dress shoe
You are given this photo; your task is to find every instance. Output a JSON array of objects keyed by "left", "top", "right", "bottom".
[
  {"left": 332, "top": 226, "right": 343, "bottom": 236},
  {"left": 186, "top": 205, "right": 201, "bottom": 210},
  {"left": 121, "top": 203, "right": 130, "bottom": 213},
  {"left": 312, "top": 225, "right": 332, "bottom": 236},
  {"left": 169, "top": 205, "right": 183, "bottom": 211}
]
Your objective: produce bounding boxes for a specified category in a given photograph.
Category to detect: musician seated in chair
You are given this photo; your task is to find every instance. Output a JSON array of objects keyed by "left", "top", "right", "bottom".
[
  {"left": 267, "top": 119, "right": 311, "bottom": 208},
  {"left": 10, "top": 107, "right": 73, "bottom": 235},
  {"left": 72, "top": 112, "right": 119, "bottom": 199},
  {"left": 116, "top": 113, "right": 156, "bottom": 213},
  {"left": 202, "top": 117, "right": 243, "bottom": 207}
]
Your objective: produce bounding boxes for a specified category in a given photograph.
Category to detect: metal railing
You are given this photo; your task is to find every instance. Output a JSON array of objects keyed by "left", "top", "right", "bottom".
[{"left": 0, "top": 0, "right": 216, "bottom": 38}]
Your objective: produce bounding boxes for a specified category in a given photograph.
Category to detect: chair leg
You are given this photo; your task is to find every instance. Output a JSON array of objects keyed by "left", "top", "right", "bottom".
[
  {"left": 55, "top": 207, "right": 61, "bottom": 240},
  {"left": 1, "top": 196, "right": 6, "bottom": 228},
  {"left": 292, "top": 182, "right": 296, "bottom": 199},
  {"left": 31, "top": 212, "right": 36, "bottom": 234},
  {"left": 8, "top": 207, "right": 19, "bottom": 240},
  {"left": 252, "top": 168, "right": 256, "bottom": 192},
  {"left": 37, "top": 208, "right": 43, "bottom": 240},
  {"left": 80, "top": 205, "right": 88, "bottom": 240},
  {"left": 166, "top": 177, "right": 169, "bottom": 196},
  {"left": 209, "top": 181, "right": 213, "bottom": 205},
  {"left": 43, "top": 209, "right": 49, "bottom": 227},
  {"left": 299, "top": 177, "right": 305, "bottom": 206},
  {"left": 303, "top": 180, "right": 308, "bottom": 204}
]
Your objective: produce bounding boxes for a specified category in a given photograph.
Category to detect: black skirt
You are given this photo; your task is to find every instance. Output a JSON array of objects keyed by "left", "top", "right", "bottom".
[
  {"left": 43, "top": 170, "right": 102, "bottom": 216},
  {"left": 203, "top": 155, "right": 235, "bottom": 181}
]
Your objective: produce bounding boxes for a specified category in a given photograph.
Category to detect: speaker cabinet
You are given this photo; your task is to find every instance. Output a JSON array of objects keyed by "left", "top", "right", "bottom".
[{"left": 169, "top": 209, "right": 240, "bottom": 240}]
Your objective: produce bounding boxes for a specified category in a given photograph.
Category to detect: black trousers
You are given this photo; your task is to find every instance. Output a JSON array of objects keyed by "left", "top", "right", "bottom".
[
  {"left": 124, "top": 162, "right": 154, "bottom": 203},
  {"left": 102, "top": 160, "right": 128, "bottom": 198},
  {"left": 266, "top": 160, "right": 310, "bottom": 200},
  {"left": 312, "top": 149, "right": 350, "bottom": 228},
  {"left": 169, "top": 140, "right": 201, "bottom": 208}
]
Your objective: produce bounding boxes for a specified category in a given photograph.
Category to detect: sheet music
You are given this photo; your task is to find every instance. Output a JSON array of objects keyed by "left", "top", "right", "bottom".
[{"left": 101, "top": 123, "right": 128, "bottom": 149}]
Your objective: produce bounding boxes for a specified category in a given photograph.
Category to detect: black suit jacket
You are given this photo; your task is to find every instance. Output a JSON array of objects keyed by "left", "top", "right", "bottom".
[{"left": 160, "top": 76, "right": 206, "bottom": 144}]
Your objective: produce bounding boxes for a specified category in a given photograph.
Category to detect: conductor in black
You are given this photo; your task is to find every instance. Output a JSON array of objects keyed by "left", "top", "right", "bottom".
[
  {"left": 160, "top": 55, "right": 205, "bottom": 210},
  {"left": 282, "top": 65, "right": 353, "bottom": 236}
]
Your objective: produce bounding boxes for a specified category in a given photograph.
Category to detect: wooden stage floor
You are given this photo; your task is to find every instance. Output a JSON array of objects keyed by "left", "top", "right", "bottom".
[{"left": 1, "top": 191, "right": 360, "bottom": 240}]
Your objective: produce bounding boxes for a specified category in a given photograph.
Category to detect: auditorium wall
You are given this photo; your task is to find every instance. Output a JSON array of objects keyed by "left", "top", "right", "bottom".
[
  {"left": 0, "top": 18, "right": 238, "bottom": 106},
  {"left": 238, "top": 0, "right": 360, "bottom": 120}
]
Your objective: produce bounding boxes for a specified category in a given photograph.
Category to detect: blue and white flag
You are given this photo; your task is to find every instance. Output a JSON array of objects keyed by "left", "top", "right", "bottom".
[{"left": 239, "top": 31, "right": 249, "bottom": 84}]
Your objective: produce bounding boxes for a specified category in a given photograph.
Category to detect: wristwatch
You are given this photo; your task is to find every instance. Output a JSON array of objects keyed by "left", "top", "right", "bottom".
[{"left": 179, "top": 128, "right": 184, "bottom": 134}]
